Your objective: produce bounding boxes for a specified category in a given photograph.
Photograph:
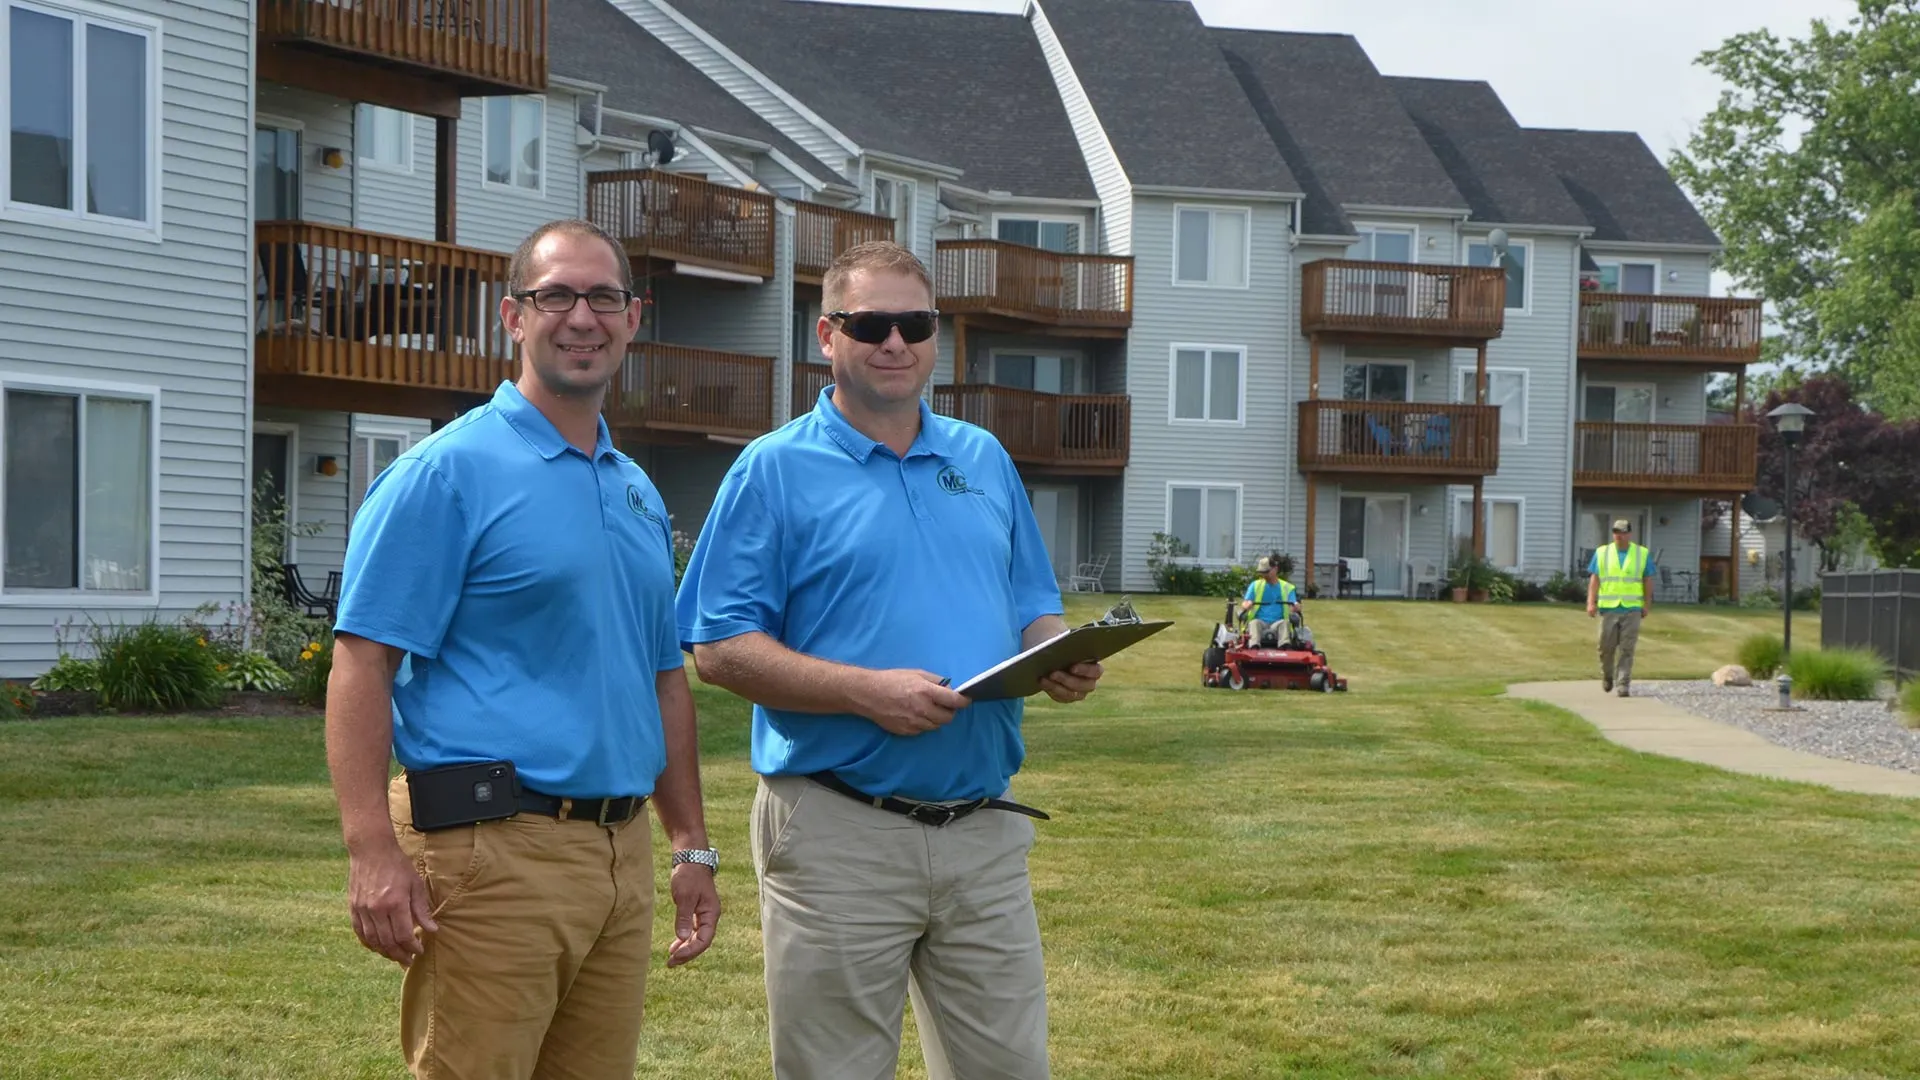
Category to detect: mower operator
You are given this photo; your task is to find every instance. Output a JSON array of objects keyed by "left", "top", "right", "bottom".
[
  {"left": 1238, "top": 556, "right": 1302, "bottom": 646},
  {"left": 1587, "top": 518, "right": 1654, "bottom": 697}
]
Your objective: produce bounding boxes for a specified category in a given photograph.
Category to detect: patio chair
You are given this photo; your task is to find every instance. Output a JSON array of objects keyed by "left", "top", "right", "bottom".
[
  {"left": 281, "top": 563, "right": 339, "bottom": 622},
  {"left": 1338, "top": 557, "right": 1375, "bottom": 598},
  {"left": 1067, "top": 553, "right": 1109, "bottom": 593},
  {"left": 1411, "top": 557, "right": 1442, "bottom": 599}
]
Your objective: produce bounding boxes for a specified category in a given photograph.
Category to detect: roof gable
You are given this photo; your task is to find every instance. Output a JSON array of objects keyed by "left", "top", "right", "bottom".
[
  {"left": 1385, "top": 76, "right": 1588, "bottom": 230},
  {"left": 1525, "top": 128, "right": 1722, "bottom": 247}
]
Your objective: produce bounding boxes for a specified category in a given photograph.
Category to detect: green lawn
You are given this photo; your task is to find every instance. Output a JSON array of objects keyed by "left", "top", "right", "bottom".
[{"left": 9, "top": 598, "right": 1917, "bottom": 1079}]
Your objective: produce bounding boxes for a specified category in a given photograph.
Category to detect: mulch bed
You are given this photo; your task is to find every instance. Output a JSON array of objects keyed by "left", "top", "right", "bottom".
[{"left": 3, "top": 688, "right": 321, "bottom": 721}]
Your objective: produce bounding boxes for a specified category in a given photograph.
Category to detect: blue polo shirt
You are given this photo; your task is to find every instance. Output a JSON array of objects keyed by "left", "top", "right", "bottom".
[
  {"left": 675, "top": 386, "right": 1063, "bottom": 802},
  {"left": 334, "top": 381, "right": 683, "bottom": 799},
  {"left": 1243, "top": 578, "right": 1297, "bottom": 622}
]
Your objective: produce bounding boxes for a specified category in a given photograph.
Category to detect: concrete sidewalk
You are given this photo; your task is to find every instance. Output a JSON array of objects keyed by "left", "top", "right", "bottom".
[{"left": 1505, "top": 681, "right": 1920, "bottom": 799}]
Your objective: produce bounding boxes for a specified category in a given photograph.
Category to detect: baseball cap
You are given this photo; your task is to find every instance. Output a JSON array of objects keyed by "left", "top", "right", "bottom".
[
  {"left": 1611, "top": 519, "right": 1632, "bottom": 533},
  {"left": 1256, "top": 556, "right": 1272, "bottom": 572}
]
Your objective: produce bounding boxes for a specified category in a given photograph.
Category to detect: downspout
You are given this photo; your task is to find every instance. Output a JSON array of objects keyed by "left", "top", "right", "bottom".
[{"left": 1564, "top": 240, "right": 1582, "bottom": 577}]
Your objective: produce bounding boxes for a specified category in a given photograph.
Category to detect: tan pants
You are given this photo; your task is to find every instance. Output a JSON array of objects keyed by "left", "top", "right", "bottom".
[
  {"left": 751, "top": 773, "right": 1048, "bottom": 1080},
  {"left": 1598, "top": 608, "right": 1644, "bottom": 685},
  {"left": 387, "top": 773, "right": 656, "bottom": 1080}
]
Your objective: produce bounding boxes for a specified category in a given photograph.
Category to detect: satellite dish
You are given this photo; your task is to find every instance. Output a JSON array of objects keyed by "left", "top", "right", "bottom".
[
  {"left": 1743, "top": 494, "right": 1781, "bottom": 522},
  {"left": 1486, "top": 228, "right": 1509, "bottom": 267},
  {"left": 647, "top": 130, "right": 676, "bottom": 167}
]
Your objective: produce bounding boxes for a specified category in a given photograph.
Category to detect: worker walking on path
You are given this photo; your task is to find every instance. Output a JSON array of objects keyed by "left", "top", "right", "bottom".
[{"left": 1586, "top": 518, "right": 1655, "bottom": 697}]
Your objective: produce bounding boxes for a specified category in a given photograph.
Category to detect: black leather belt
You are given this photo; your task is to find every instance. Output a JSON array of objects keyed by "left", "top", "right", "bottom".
[
  {"left": 517, "top": 789, "right": 647, "bottom": 826},
  {"left": 806, "top": 771, "right": 1049, "bottom": 827}
]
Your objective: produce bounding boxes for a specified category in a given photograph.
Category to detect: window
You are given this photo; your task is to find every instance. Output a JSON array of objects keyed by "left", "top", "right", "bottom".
[
  {"left": 1342, "top": 361, "right": 1410, "bottom": 402},
  {"left": 1453, "top": 496, "right": 1523, "bottom": 572},
  {"left": 350, "top": 428, "right": 412, "bottom": 521},
  {"left": 969, "top": 353, "right": 1087, "bottom": 395},
  {"left": 1346, "top": 225, "right": 1415, "bottom": 263},
  {"left": 873, "top": 174, "right": 915, "bottom": 246},
  {"left": 1465, "top": 236, "right": 1530, "bottom": 311},
  {"left": 1596, "top": 261, "right": 1658, "bottom": 294},
  {"left": 1170, "top": 346, "right": 1243, "bottom": 423},
  {"left": 996, "top": 216, "right": 1080, "bottom": 253},
  {"left": 3, "top": 381, "right": 155, "bottom": 595},
  {"left": 483, "top": 96, "right": 544, "bottom": 190},
  {"left": 255, "top": 124, "right": 301, "bottom": 221},
  {"left": 4, "top": 0, "right": 158, "bottom": 231},
  {"left": 1457, "top": 367, "right": 1528, "bottom": 443},
  {"left": 1174, "top": 206, "right": 1248, "bottom": 287},
  {"left": 355, "top": 104, "right": 412, "bottom": 171},
  {"left": 1168, "top": 485, "right": 1239, "bottom": 562}
]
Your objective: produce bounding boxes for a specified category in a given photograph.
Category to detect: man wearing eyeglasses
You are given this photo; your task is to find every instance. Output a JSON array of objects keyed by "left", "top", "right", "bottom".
[
  {"left": 676, "top": 240, "right": 1102, "bottom": 1080},
  {"left": 326, "top": 218, "right": 720, "bottom": 1080}
]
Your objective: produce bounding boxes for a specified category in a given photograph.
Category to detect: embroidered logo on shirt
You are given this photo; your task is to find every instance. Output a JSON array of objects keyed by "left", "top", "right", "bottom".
[
  {"left": 936, "top": 465, "right": 984, "bottom": 496},
  {"left": 626, "top": 484, "right": 661, "bottom": 522}
]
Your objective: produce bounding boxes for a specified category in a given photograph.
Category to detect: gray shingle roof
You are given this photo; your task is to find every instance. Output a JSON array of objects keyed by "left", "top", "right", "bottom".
[
  {"left": 549, "top": 0, "right": 850, "bottom": 187},
  {"left": 1384, "top": 76, "right": 1589, "bottom": 230},
  {"left": 659, "top": 0, "right": 1096, "bottom": 200},
  {"left": 1210, "top": 29, "right": 1465, "bottom": 236},
  {"left": 1035, "top": 0, "right": 1298, "bottom": 195},
  {"left": 1525, "top": 129, "right": 1722, "bottom": 247}
]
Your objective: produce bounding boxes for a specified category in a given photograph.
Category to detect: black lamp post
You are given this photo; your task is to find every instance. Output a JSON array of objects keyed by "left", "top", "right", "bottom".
[{"left": 1767, "top": 402, "right": 1815, "bottom": 659}]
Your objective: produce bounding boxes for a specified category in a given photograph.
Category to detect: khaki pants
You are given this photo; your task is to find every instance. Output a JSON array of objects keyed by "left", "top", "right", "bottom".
[
  {"left": 387, "top": 773, "right": 656, "bottom": 1080},
  {"left": 751, "top": 773, "right": 1048, "bottom": 1080},
  {"left": 1598, "top": 607, "right": 1644, "bottom": 685}
]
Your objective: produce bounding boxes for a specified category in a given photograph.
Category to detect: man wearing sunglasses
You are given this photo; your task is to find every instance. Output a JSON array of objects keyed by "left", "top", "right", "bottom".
[
  {"left": 677, "top": 240, "right": 1102, "bottom": 1080},
  {"left": 327, "top": 218, "right": 720, "bottom": 1080}
]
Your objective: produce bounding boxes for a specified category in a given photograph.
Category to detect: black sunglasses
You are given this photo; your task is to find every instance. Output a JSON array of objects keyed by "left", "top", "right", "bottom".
[{"left": 827, "top": 309, "right": 940, "bottom": 345}]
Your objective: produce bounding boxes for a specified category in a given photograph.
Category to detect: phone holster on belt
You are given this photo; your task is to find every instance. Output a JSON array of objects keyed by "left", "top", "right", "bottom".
[{"left": 405, "top": 760, "right": 519, "bottom": 831}]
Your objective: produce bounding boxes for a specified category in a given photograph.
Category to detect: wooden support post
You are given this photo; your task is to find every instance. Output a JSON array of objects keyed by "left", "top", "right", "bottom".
[
  {"left": 1729, "top": 492, "right": 1742, "bottom": 599},
  {"left": 1471, "top": 477, "right": 1486, "bottom": 563},
  {"left": 1305, "top": 476, "right": 1318, "bottom": 598},
  {"left": 1735, "top": 368, "right": 1747, "bottom": 415},
  {"left": 435, "top": 116, "right": 457, "bottom": 244},
  {"left": 952, "top": 315, "right": 968, "bottom": 384},
  {"left": 1475, "top": 342, "right": 1488, "bottom": 404}
]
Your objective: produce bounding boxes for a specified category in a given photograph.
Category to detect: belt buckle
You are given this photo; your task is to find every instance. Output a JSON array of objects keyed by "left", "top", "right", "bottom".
[
  {"left": 596, "top": 797, "right": 625, "bottom": 827},
  {"left": 905, "top": 802, "right": 956, "bottom": 827}
]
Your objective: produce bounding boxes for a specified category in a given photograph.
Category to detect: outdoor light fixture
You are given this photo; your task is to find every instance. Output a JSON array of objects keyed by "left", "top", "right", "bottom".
[
  {"left": 315, "top": 455, "right": 339, "bottom": 477},
  {"left": 1767, "top": 401, "right": 1816, "bottom": 660}
]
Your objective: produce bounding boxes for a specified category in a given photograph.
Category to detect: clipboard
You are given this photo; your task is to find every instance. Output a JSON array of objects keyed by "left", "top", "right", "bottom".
[{"left": 955, "top": 598, "right": 1173, "bottom": 701}]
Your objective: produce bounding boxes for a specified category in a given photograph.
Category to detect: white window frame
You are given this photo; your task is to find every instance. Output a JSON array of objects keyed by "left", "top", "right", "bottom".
[
  {"left": 1339, "top": 357, "right": 1413, "bottom": 402},
  {"left": 872, "top": 172, "right": 917, "bottom": 248},
  {"left": 1164, "top": 481, "right": 1244, "bottom": 565},
  {"left": 1592, "top": 256, "right": 1662, "bottom": 295},
  {"left": 253, "top": 115, "right": 305, "bottom": 222},
  {"left": 251, "top": 420, "right": 300, "bottom": 561},
  {"left": 1167, "top": 343, "right": 1246, "bottom": 426},
  {"left": 0, "top": 372, "right": 161, "bottom": 606},
  {"left": 1171, "top": 204, "right": 1252, "bottom": 289},
  {"left": 1453, "top": 493, "right": 1526, "bottom": 574},
  {"left": 1346, "top": 222, "right": 1419, "bottom": 263},
  {"left": 1463, "top": 235, "right": 1533, "bottom": 315},
  {"left": 355, "top": 104, "right": 414, "bottom": 174},
  {"left": 1456, "top": 365, "right": 1530, "bottom": 445},
  {"left": 0, "top": 0, "right": 163, "bottom": 241},
  {"left": 990, "top": 211, "right": 1085, "bottom": 253},
  {"left": 480, "top": 95, "right": 546, "bottom": 194},
  {"left": 349, "top": 424, "right": 414, "bottom": 523}
]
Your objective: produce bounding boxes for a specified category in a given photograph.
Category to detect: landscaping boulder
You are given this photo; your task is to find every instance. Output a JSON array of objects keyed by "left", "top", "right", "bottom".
[{"left": 1712, "top": 664, "right": 1753, "bottom": 687}]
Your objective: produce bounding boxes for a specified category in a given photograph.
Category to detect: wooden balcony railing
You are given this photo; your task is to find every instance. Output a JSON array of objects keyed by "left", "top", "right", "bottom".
[
  {"left": 585, "top": 169, "right": 777, "bottom": 280},
  {"left": 1579, "top": 294, "right": 1764, "bottom": 365},
  {"left": 255, "top": 220, "right": 514, "bottom": 396},
  {"left": 1300, "top": 259, "right": 1507, "bottom": 343},
  {"left": 792, "top": 361, "right": 833, "bottom": 418},
  {"left": 1574, "top": 422, "right": 1758, "bottom": 493},
  {"left": 1296, "top": 400, "right": 1500, "bottom": 477},
  {"left": 794, "top": 203, "right": 896, "bottom": 283},
  {"left": 933, "top": 240, "right": 1133, "bottom": 329},
  {"left": 932, "top": 384, "right": 1130, "bottom": 471},
  {"left": 606, "top": 342, "right": 774, "bottom": 439},
  {"left": 257, "top": 0, "right": 546, "bottom": 94}
]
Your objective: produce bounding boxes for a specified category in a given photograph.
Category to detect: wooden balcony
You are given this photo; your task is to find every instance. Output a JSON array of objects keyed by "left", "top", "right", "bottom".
[
  {"left": 933, "top": 240, "right": 1132, "bottom": 332},
  {"left": 1579, "top": 294, "right": 1764, "bottom": 367},
  {"left": 1573, "top": 422, "right": 1758, "bottom": 494},
  {"left": 792, "top": 361, "right": 833, "bottom": 418},
  {"left": 606, "top": 342, "right": 774, "bottom": 441},
  {"left": 932, "top": 384, "right": 1130, "bottom": 474},
  {"left": 255, "top": 221, "right": 514, "bottom": 418},
  {"left": 257, "top": 0, "right": 546, "bottom": 114},
  {"left": 1296, "top": 400, "right": 1500, "bottom": 478},
  {"left": 1300, "top": 259, "right": 1506, "bottom": 346},
  {"left": 794, "top": 203, "right": 896, "bottom": 284},
  {"left": 586, "top": 169, "right": 777, "bottom": 281}
]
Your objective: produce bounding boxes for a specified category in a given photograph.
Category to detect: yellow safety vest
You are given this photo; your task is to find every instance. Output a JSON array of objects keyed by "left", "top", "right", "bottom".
[
  {"left": 1596, "top": 543, "right": 1648, "bottom": 609},
  {"left": 1250, "top": 578, "right": 1296, "bottom": 609}
]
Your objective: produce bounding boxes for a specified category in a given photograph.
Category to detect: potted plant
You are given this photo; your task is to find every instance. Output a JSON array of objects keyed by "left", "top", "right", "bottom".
[{"left": 1448, "top": 554, "right": 1496, "bottom": 602}]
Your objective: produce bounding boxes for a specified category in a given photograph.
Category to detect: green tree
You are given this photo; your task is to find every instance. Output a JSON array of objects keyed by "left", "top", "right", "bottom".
[{"left": 1670, "top": 0, "right": 1920, "bottom": 419}]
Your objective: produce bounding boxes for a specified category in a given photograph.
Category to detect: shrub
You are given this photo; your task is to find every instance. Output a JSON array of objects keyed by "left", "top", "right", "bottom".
[
  {"left": 1901, "top": 680, "right": 1920, "bottom": 728},
  {"left": 291, "top": 635, "right": 333, "bottom": 708},
  {"left": 247, "top": 475, "right": 332, "bottom": 671},
  {"left": 1542, "top": 571, "right": 1586, "bottom": 604},
  {"left": 89, "top": 620, "right": 227, "bottom": 712},
  {"left": 1740, "top": 587, "right": 1781, "bottom": 610},
  {"left": 221, "top": 650, "right": 291, "bottom": 693},
  {"left": 671, "top": 530, "right": 695, "bottom": 587},
  {"left": 1513, "top": 578, "right": 1548, "bottom": 603},
  {"left": 32, "top": 654, "right": 99, "bottom": 693},
  {"left": 1735, "top": 633, "right": 1785, "bottom": 679},
  {"left": 0, "top": 682, "right": 34, "bottom": 720},
  {"left": 1787, "top": 647, "right": 1888, "bottom": 702}
]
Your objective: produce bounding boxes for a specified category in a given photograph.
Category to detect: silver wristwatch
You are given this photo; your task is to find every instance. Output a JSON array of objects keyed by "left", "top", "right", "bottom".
[{"left": 672, "top": 847, "right": 719, "bottom": 873}]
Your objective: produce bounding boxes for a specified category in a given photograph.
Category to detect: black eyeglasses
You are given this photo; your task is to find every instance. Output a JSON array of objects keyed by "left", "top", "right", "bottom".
[
  {"left": 827, "top": 309, "right": 940, "bottom": 344},
  {"left": 512, "top": 287, "right": 635, "bottom": 314}
]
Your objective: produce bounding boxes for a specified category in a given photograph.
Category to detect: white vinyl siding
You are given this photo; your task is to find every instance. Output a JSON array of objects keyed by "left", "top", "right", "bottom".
[
  {"left": 872, "top": 172, "right": 915, "bottom": 247},
  {"left": 1167, "top": 483, "right": 1241, "bottom": 563},
  {"left": 1027, "top": 1, "right": 1131, "bottom": 254},
  {"left": 2, "top": 0, "right": 161, "bottom": 238},
  {"left": 1173, "top": 205, "right": 1248, "bottom": 287}
]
